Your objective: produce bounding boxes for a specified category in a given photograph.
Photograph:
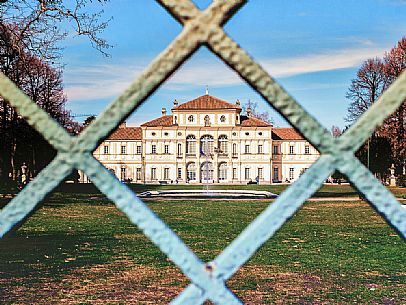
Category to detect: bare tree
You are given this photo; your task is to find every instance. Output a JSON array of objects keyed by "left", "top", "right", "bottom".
[
  {"left": 0, "top": 0, "right": 111, "bottom": 61},
  {"left": 381, "top": 37, "right": 406, "bottom": 175},
  {"left": 1, "top": 50, "right": 78, "bottom": 181},
  {"left": 345, "top": 58, "right": 386, "bottom": 123},
  {"left": 0, "top": 1, "right": 110, "bottom": 187},
  {"left": 345, "top": 37, "right": 406, "bottom": 176},
  {"left": 242, "top": 100, "right": 273, "bottom": 124},
  {"left": 331, "top": 125, "right": 342, "bottom": 137},
  {"left": 384, "top": 37, "right": 406, "bottom": 84}
]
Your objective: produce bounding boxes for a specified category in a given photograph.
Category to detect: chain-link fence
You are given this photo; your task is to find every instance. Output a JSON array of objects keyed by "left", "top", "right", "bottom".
[{"left": 0, "top": 1, "right": 405, "bottom": 304}]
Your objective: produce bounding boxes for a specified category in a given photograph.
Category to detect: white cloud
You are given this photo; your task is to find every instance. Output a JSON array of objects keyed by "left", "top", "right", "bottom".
[
  {"left": 64, "top": 46, "right": 388, "bottom": 101},
  {"left": 261, "top": 47, "right": 387, "bottom": 78},
  {"left": 64, "top": 63, "right": 144, "bottom": 101},
  {"left": 165, "top": 46, "right": 387, "bottom": 88}
]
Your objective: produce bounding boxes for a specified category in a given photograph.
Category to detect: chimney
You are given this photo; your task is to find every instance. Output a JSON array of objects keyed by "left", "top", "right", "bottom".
[
  {"left": 173, "top": 99, "right": 178, "bottom": 107},
  {"left": 247, "top": 106, "right": 252, "bottom": 117},
  {"left": 119, "top": 121, "right": 126, "bottom": 128},
  {"left": 162, "top": 107, "right": 167, "bottom": 116}
]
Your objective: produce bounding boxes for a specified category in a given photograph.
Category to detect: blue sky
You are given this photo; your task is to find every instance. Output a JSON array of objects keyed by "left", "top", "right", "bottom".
[{"left": 62, "top": 0, "right": 406, "bottom": 129}]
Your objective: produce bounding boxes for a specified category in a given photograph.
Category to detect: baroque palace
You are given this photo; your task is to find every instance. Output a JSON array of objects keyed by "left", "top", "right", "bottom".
[{"left": 81, "top": 94, "right": 319, "bottom": 184}]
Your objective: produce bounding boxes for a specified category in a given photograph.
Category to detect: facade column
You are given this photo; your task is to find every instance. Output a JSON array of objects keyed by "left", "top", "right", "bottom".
[
  {"left": 213, "top": 145, "right": 218, "bottom": 183},
  {"left": 183, "top": 138, "right": 187, "bottom": 183},
  {"left": 213, "top": 158, "right": 218, "bottom": 183},
  {"left": 228, "top": 135, "right": 232, "bottom": 183},
  {"left": 196, "top": 140, "right": 201, "bottom": 183}
]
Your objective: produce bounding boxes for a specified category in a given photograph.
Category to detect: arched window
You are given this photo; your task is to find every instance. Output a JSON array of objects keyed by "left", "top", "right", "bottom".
[
  {"left": 218, "top": 135, "right": 228, "bottom": 154},
  {"left": 220, "top": 115, "right": 226, "bottom": 122},
  {"left": 232, "top": 143, "right": 237, "bottom": 156},
  {"left": 186, "top": 135, "right": 196, "bottom": 155},
  {"left": 200, "top": 135, "right": 214, "bottom": 156},
  {"left": 204, "top": 115, "right": 210, "bottom": 127},
  {"left": 187, "top": 162, "right": 196, "bottom": 181},
  {"left": 200, "top": 161, "right": 214, "bottom": 182},
  {"left": 218, "top": 162, "right": 227, "bottom": 180},
  {"left": 188, "top": 115, "right": 194, "bottom": 122}
]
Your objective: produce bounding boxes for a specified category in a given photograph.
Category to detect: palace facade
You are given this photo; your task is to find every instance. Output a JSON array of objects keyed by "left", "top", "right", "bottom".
[{"left": 81, "top": 94, "right": 319, "bottom": 184}]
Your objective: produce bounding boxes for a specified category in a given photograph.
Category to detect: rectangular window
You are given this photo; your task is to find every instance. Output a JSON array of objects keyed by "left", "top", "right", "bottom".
[
  {"left": 151, "top": 144, "right": 156, "bottom": 154},
  {"left": 289, "top": 145, "right": 294, "bottom": 154},
  {"left": 258, "top": 144, "right": 263, "bottom": 154},
  {"left": 245, "top": 168, "right": 250, "bottom": 180},
  {"left": 233, "top": 168, "right": 237, "bottom": 180},
  {"left": 219, "top": 139, "right": 228, "bottom": 154},
  {"left": 177, "top": 143, "right": 182, "bottom": 156},
  {"left": 121, "top": 167, "right": 126, "bottom": 181},
  {"left": 177, "top": 168, "right": 182, "bottom": 179},
  {"left": 121, "top": 145, "right": 126, "bottom": 154},
  {"left": 258, "top": 168, "right": 263, "bottom": 179},
  {"left": 164, "top": 144, "right": 169, "bottom": 154},
  {"left": 164, "top": 168, "right": 169, "bottom": 180},
  {"left": 232, "top": 143, "right": 237, "bottom": 156},
  {"left": 136, "top": 168, "right": 141, "bottom": 180},
  {"left": 305, "top": 145, "right": 310, "bottom": 154},
  {"left": 245, "top": 145, "right": 250, "bottom": 154},
  {"left": 186, "top": 141, "right": 196, "bottom": 155},
  {"left": 104, "top": 145, "right": 109, "bottom": 154},
  {"left": 289, "top": 168, "right": 294, "bottom": 180},
  {"left": 151, "top": 168, "right": 156, "bottom": 180},
  {"left": 136, "top": 145, "right": 142, "bottom": 154},
  {"left": 273, "top": 145, "right": 278, "bottom": 155},
  {"left": 273, "top": 167, "right": 279, "bottom": 181}
]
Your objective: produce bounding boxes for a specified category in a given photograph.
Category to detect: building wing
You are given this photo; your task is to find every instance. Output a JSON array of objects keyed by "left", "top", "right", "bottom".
[
  {"left": 107, "top": 126, "right": 142, "bottom": 140},
  {"left": 272, "top": 128, "right": 304, "bottom": 140}
]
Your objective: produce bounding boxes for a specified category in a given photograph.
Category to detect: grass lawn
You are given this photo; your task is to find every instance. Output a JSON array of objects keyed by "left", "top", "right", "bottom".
[{"left": 0, "top": 192, "right": 405, "bottom": 304}]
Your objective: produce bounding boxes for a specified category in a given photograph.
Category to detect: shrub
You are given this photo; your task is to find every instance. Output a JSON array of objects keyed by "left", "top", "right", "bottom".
[{"left": 397, "top": 175, "right": 406, "bottom": 187}]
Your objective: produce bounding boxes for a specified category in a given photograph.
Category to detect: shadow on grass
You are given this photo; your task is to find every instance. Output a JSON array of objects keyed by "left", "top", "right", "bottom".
[{"left": 0, "top": 233, "right": 115, "bottom": 284}]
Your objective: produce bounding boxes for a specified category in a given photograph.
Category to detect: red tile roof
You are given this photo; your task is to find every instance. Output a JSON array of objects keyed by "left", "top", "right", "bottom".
[
  {"left": 141, "top": 115, "right": 173, "bottom": 127},
  {"left": 107, "top": 127, "right": 142, "bottom": 140},
  {"left": 272, "top": 128, "right": 304, "bottom": 140},
  {"left": 240, "top": 115, "right": 271, "bottom": 127},
  {"left": 173, "top": 95, "right": 241, "bottom": 110}
]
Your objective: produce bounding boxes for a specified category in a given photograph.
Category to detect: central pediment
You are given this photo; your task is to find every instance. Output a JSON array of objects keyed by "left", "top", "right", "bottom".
[{"left": 172, "top": 95, "right": 241, "bottom": 111}]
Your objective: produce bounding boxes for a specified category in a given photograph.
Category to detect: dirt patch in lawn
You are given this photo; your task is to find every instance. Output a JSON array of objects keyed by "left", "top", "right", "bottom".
[
  {"left": 0, "top": 260, "right": 188, "bottom": 305},
  {"left": 228, "top": 265, "right": 333, "bottom": 304}
]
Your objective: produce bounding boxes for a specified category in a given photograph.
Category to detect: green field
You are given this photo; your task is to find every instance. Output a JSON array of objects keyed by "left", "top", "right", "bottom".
[{"left": 0, "top": 187, "right": 405, "bottom": 304}]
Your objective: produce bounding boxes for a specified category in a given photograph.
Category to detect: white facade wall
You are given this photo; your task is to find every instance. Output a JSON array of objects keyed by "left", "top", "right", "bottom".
[
  {"left": 83, "top": 133, "right": 320, "bottom": 184},
  {"left": 272, "top": 140, "right": 319, "bottom": 182},
  {"left": 83, "top": 104, "right": 320, "bottom": 184}
]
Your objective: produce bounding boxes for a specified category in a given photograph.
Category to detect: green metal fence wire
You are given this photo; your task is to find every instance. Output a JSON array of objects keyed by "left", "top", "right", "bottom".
[{"left": 0, "top": 1, "right": 405, "bottom": 304}]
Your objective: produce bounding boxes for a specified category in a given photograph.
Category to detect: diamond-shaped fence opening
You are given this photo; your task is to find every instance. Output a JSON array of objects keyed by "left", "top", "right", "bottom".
[
  {"left": 225, "top": 194, "right": 406, "bottom": 303},
  {"left": 0, "top": 192, "right": 193, "bottom": 304},
  {"left": 350, "top": 133, "right": 406, "bottom": 199},
  {"left": 0, "top": 1, "right": 405, "bottom": 304}
]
